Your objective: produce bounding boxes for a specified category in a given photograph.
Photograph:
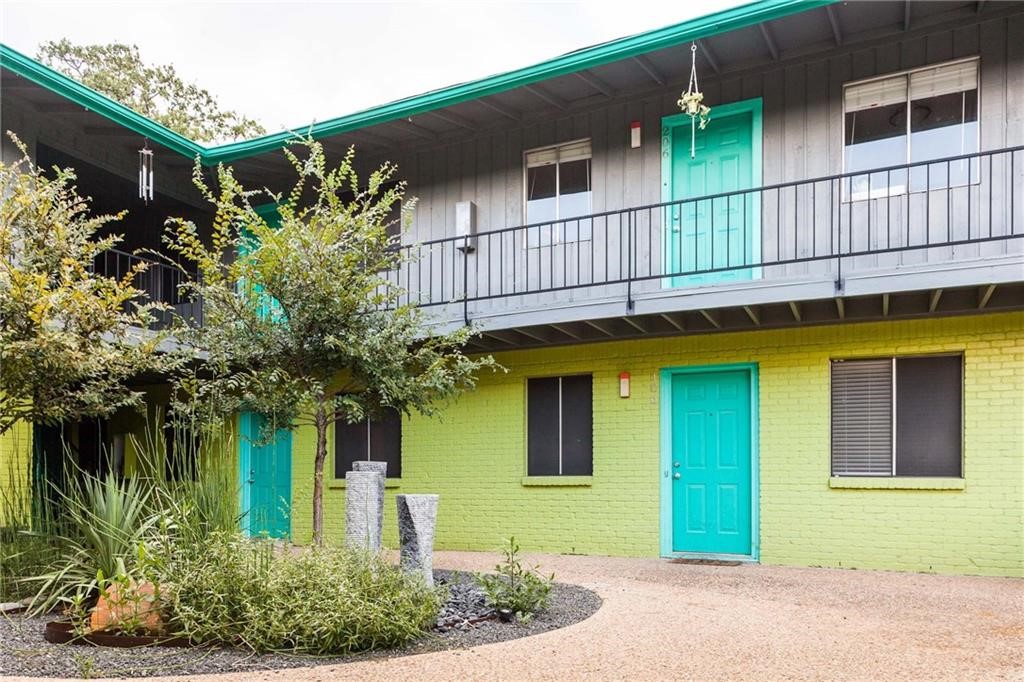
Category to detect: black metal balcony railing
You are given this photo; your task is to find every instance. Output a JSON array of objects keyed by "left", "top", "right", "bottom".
[
  {"left": 93, "top": 248, "right": 202, "bottom": 328},
  {"left": 387, "top": 146, "right": 1023, "bottom": 315}
]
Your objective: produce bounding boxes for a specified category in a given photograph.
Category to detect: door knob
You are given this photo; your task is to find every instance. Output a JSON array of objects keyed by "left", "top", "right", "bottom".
[
  {"left": 673, "top": 473, "right": 681, "bottom": 480},
  {"left": 673, "top": 461, "right": 681, "bottom": 468}
]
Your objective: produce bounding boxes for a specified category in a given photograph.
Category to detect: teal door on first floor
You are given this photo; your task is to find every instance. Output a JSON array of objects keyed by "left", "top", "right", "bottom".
[
  {"left": 239, "top": 412, "right": 292, "bottom": 539},
  {"left": 669, "top": 369, "right": 753, "bottom": 556}
]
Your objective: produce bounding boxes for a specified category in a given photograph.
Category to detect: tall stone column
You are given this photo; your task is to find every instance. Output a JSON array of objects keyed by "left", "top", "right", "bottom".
[
  {"left": 396, "top": 494, "right": 438, "bottom": 587},
  {"left": 352, "top": 460, "right": 386, "bottom": 551},
  {"left": 345, "top": 463, "right": 385, "bottom": 551}
]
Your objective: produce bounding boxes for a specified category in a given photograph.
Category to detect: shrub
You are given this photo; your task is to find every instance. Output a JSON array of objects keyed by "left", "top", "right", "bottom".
[
  {"left": 154, "top": 532, "right": 442, "bottom": 654},
  {"left": 474, "top": 537, "right": 553, "bottom": 622}
]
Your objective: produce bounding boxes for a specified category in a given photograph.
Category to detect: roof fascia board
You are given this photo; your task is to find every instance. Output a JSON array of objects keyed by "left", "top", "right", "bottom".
[
  {"left": 0, "top": 44, "right": 204, "bottom": 160},
  {"left": 1, "top": 0, "right": 835, "bottom": 166},
  {"left": 203, "top": 0, "right": 835, "bottom": 163}
]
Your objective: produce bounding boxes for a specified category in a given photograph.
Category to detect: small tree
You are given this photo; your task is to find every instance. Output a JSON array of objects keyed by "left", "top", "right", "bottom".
[
  {"left": 166, "top": 139, "right": 496, "bottom": 545},
  {"left": 38, "top": 40, "right": 265, "bottom": 143},
  {"left": 0, "top": 133, "right": 180, "bottom": 435}
]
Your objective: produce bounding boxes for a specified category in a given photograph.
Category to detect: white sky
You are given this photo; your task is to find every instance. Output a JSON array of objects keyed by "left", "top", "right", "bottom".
[{"left": 1, "top": 0, "right": 739, "bottom": 137}]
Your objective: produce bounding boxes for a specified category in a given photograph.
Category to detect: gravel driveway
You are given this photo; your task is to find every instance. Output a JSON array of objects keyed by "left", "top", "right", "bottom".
[{"left": 5, "top": 551, "right": 1022, "bottom": 681}]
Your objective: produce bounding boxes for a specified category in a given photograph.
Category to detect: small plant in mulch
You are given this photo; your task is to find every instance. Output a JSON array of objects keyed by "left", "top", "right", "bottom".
[{"left": 474, "top": 537, "right": 554, "bottom": 623}]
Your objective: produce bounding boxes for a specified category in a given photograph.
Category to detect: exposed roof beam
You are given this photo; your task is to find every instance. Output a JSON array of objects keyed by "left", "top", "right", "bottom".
[
  {"left": 632, "top": 55, "right": 666, "bottom": 86},
  {"left": 903, "top": 1, "right": 912, "bottom": 31},
  {"left": 523, "top": 84, "right": 568, "bottom": 110},
  {"left": 699, "top": 309, "right": 722, "bottom": 329},
  {"left": 427, "top": 109, "right": 480, "bottom": 132},
  {"left": 835, "top": 297, "right": 846, "bottom": 319},
  {"left": 825, "top": 5, "right": 843, "bottom": 46},
  {"left": 584, "top": 319, "right": 615, "bottom": 337},
  {"left": 399, "top": 119, "right": 439, "bottom": 142},
  {"left": 743, "top": 305, "right": 760, "bottom": 326},
  {"left": 512, "top": 326, "right": 549, "bottom": 344},
  {"left": 574, "top": 70, "right": 615, "bottom": 98},
  {"left": 621, "top": 316, "right": 647, "bottom": 333},
  {"left": 83, "top": 125, "right": 136, "bottom": 137},
  {"left": 477, "top": 97, "right": 521, "bottom": 122},
  {"left": 549, "top": 323, "right": 582, "bottom": 341},
  {"left": 882, "top": 293, "right": 890, "bottom": 317},
  {"left": 789, "top": 301, "right": 802, "bottom": 322},
  {"left": 758, "top": 23, "right": 780, "bottom": 61},
  {"left": 481, "top": 330, "right": 519, "bottom": 346},
  {"left": 35, "top": 102, "right": 88, "bottom": 114},
  {"left": 697, "top": 40, "right": 721, "bottom": 74},
  {"left": 978, "top": 284, "right": 996, "bottom": 309},
  {"left": 660, "top": 313, "right": 686, "bottom": 332},
  {"left": 929, "top": 289, "right": 944, "bottom": 313}
]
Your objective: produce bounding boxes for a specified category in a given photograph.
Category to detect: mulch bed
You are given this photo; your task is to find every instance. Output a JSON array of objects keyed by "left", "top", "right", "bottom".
[{"left": 0, "top": 570, "right": 601, "bottom": 679}]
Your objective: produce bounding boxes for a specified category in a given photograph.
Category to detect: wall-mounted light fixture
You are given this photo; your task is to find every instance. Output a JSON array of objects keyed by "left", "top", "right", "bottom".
[
  {"left": 619, "top": 371, "right": 631, "bottom": 398},
  {"left": 629, "top": 121, "right": 641, "bottom": 149}
]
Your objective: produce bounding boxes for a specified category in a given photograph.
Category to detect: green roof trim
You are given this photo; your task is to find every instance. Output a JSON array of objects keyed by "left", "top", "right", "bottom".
[
  {"left": 1, "top": 0, "right": 834, "bottom": 165},
  {"left": 0, "top": 44, "right": 204, "bottom": 159}
]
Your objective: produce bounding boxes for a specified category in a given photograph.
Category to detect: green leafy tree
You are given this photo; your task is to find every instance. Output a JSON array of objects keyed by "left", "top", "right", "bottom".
[
  {"left": 37, "top": 40, "right": 265, "bottom": 143},
  {"left": 0, "top": 133, "right": 181, "bottom": 435},
  {"left": 165, "top": 138, "right": 497, "bottom": 545}
]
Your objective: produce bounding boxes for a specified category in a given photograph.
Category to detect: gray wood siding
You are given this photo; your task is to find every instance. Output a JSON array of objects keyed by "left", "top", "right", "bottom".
[{"left": 365, "top": 15, "right": 1022, "bottom": 319}]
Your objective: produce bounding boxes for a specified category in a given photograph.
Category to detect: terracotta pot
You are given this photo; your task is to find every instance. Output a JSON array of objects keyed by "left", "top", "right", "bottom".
[{"left": 89, "top": 580, "right": 164, "bottom": 635}]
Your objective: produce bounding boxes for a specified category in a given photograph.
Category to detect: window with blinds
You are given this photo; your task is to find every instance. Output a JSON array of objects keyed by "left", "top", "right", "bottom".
[
  {"left": 334, "top": 407, "right": 402, "bottom": 479},
  {"left": 525, "top": 139, "right": 593, "bottom": 247},
  {"left": 843, "top": 58, "right": 978, "bottom": 198},
  {"left": 831, "top": 356, "right": 963, "bottom": 477},
  {"left": 527, "top": 374, "right": 593, "bottom": 476}
]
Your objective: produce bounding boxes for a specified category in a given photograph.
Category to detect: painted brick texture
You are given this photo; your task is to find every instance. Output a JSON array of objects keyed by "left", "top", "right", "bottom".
[{"left": 290, "top": 312, "right": 1024, "bottom": 577}]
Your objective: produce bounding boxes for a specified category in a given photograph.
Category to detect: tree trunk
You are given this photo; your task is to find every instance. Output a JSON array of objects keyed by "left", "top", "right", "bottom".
[{"left": 312, "top": 401, "right": 329, "bottom": 546}]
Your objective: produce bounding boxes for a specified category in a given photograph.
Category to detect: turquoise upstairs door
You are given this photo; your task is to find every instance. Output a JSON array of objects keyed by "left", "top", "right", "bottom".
[
  {"left": 666, "top": 110, "right": 757, "bottom": 286},
  {"left": 240, "top": 412, "right": 292, "bottom": 539},
  {"left": 671, "top": 371, "right": 752, "bottom": 555}
]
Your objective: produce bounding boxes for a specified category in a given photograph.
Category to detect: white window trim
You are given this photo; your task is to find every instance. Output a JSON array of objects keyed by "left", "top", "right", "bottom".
[
  {"left": 841, "top": 56, "right": 981, "bottom": 202},
  {"left": 522, "top": 138, "right": 593, "bottom": 248}
]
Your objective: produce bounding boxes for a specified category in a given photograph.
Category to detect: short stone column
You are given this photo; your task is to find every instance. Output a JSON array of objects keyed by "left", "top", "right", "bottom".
[
  {"left": 396, "top": 494, "right": 439, "bottom": 587},
  {"left": 345, "top": 469, "right": 384, "bottom": 552}
]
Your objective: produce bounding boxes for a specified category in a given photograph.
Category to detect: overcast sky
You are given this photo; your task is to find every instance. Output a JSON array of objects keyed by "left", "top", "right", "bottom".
[{"left": 1, "top": 0, "right": 738, "bottom": 138}]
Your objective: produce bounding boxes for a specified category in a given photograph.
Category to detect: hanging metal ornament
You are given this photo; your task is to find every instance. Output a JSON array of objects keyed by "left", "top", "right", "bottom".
[
  {"left": 138, "top": 142, "right": 155, "bottom": 203},
  {"left": 677, "top": 43, "right": 712, "bottom": 158}
]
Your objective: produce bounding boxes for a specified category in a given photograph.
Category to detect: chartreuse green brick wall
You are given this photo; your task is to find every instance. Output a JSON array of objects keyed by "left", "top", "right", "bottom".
[
  {"left": 0, "top": 418, "right": 32, "bottom": 524},
  {"left": 289, "top": 312, "right": 1024, "bottom": 577}
]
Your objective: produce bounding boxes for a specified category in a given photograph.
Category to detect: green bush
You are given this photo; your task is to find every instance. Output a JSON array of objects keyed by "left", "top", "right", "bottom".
[
  {"left": 474, "top": 537, "right": 553, "bottom": 622},
  {"left": 154, "top": 532, "right": 442, "bottom": 654}
]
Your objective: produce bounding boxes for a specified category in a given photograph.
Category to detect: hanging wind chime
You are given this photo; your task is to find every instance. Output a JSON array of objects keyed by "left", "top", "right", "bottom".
[
  {"left": 138, "top": 141, "right": 155, "bottom": 203},
  {"left": 677, "top": 43, "right": 712, "bottom": 158}
]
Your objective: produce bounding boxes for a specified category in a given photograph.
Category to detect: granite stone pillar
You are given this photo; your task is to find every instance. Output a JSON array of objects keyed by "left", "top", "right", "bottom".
[
  {"left": 345, "top": 468, "right": 384, "bottom": 551},
  {"left": 396, "top": 494, "right": 438, "bottom": 587},
  {"left": 352, "top": 460, "right": 387, "bottom": 551}
]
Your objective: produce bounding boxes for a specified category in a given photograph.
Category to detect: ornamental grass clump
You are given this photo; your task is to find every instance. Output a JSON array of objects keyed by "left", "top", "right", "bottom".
[{"left": 157, "top": 533, "right": 442, "bottom": 654}]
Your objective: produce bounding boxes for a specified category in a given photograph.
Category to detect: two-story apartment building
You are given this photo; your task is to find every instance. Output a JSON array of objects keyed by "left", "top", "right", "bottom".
[{"left": 2, "top": 0, "right": 1021, "bottom": 575}]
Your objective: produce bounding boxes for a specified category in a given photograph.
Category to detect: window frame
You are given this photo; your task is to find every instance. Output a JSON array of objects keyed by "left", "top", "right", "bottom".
[
  {"left": 829, "top": 353, "right": 965, "bottom": 479},
  {"left": 525, "top": 373, "right": 594, "bottom": 477},
  {"left": 521, "top": 138, "right": 593, "bottom": 248},
  {"left": 331, "top": 408, "right": 403, "bottom": 481},
  {"left": 841, "top": 56, "right": 981, "bottom": 201}
]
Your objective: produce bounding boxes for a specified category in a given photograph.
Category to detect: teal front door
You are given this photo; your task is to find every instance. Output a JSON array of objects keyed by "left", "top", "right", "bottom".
[
  {"left": 664, "top": 100, "right": 761, "bottom": 286},
  {"left": 670, "top": 370, "right": 752, "bottom": 555},
  {"left": 240, "top": 412, "right": 292, "bottom": 538}
]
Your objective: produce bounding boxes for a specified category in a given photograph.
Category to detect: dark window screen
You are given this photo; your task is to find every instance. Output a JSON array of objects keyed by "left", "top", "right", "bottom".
[
  {"left": 561, "top": 375, "right": 593, "bottom": 475},
  {"left": 334, "top": 409, "right": 402, "bottom": 479},
  {"left": 895, "top": 356, "right": 962, "bottom": 476},
  {"left": 527, "top": 377, "right": 560, "bottom": 476},
  {"left": 527, "top": 375, "right": 592, "bottom": 476}
]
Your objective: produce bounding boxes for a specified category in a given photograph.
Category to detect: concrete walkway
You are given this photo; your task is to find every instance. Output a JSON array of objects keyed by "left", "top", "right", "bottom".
[{"left": 26, "top": 551, "right": 1024, "bottom": 681}]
